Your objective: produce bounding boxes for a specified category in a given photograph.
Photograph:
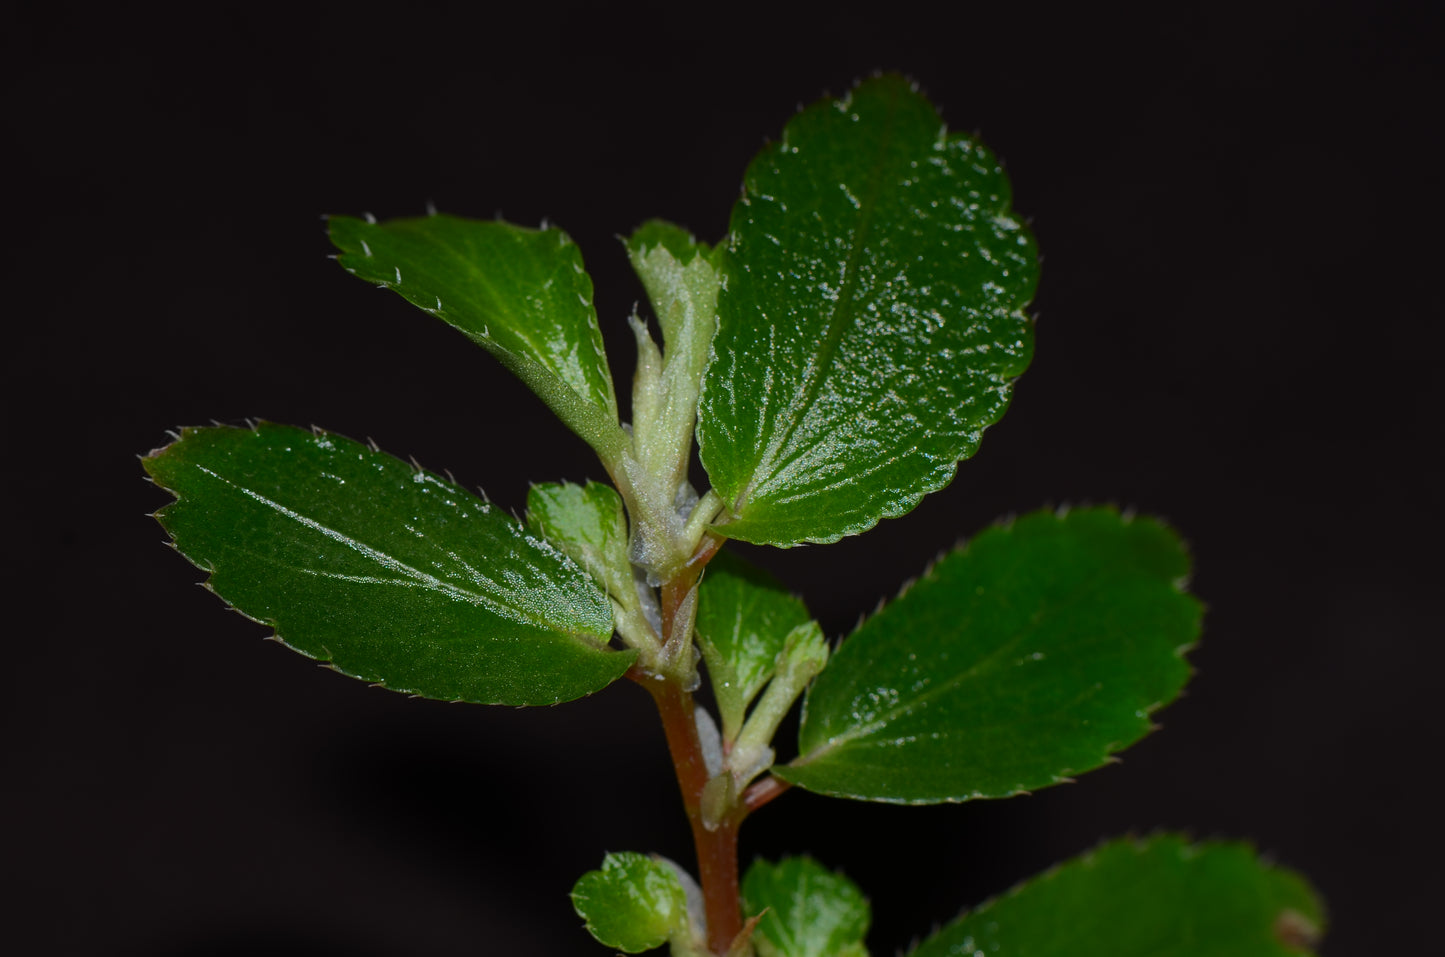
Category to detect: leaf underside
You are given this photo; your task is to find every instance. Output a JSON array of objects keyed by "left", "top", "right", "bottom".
[
  {"left": 144, "top": 422, "right": 631, "bottom": 706},
  {"left": 909, "top": 835, "right": 1325, "bottom": 957},
  {"left": 778, "top": 507, "right": 1199, "bottom": 803},
  {"left": 700, "top": 75, "right": 1038, "bottom": 546}
]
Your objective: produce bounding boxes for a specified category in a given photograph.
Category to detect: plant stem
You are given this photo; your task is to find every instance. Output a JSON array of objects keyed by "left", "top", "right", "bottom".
[
  {"left": 742, "top": 775, "right": 791, "bottom": 813},
  {"left": 660, "top": 533, "right": 722, "bottom": 651},
  {"left": 632, "top": 531, "right": 738, "bottom": 955},
  {"left": 644, "top": 678, "right": 744, "bottom": 955}
]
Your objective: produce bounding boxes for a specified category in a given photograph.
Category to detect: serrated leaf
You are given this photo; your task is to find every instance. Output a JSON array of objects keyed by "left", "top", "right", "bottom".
[
  {"left": 624, "top": 219, "right": 723, "bottom": 520},
  {"left": 625, "top": 219, "right": 721, "bottom": 383},
  {"left": 329, "top": 214, "right": 626, "bottom": 459},
  {"left": 695, "top": 550, "right": 813, "bottom": 742},
  {"left": 571, "top": 852, "right": 688, "bottom": 953},
  {"left": 627, "top": 218, "right": 716, "bottom": 268},
  {"left": 526, "top": 480, "right": 632, "bottom": 601},
  {"left": 742, "top": 856, "right": 871, "bottom": 957},
  {"left": 909, "top": 835, "right": 1325, "bottom": 957},
  {"left": 777, "top": 508, "right": 1198, "bottom": 803},
  {"left": 144, "top": 423, "right": 632, "bottom": 706},
  {"left": 699, "top": 75, "right": 1037, "bottom": 546}
]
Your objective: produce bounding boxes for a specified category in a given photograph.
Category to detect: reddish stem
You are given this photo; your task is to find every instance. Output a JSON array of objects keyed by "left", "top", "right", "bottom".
[
  {"left": 645, "top": 679, "right": 744, "bottom": 954},
  {"left": 742, "top": 775, "right": 792, "bottom": 813},
  {"left": 660, "top": 534, "right": 722, "bottom": 649},
  {"left": 639, "top": 532, "right": 742, "bottom": 955}
]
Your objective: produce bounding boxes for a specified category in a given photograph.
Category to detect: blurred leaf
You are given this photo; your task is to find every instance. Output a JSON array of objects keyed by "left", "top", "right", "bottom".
[
  {"left": 909, "top": 835, "right": 1324, "bottom": 957},
  {"left": 571, "top": 852, "right": 688, "bottom": 953},
  {"left": 743, "top": 856, "right": 871, "bottom": 957}
]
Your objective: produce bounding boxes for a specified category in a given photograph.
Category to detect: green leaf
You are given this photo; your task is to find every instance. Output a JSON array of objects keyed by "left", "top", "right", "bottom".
[
  {"left": 526, "top": 480, "right": 633, "bottom": 602},
  {"left": 625, "top": 220, "right": 722, "bottom": 417},
  {"left": 571, "top": 852, "right": 689, "bottom": 953},
  {"left": 627, "top": 218, "right": 716, "bottom": 267},
  {"left": 909, "top": 835, "right": 1325, "bottom": 957},
  {"left": 777, "top": 508, "right": 1198, "bottom": 803},
  {"left": 621, "top": 219, "right": 724, "bottom": 559},
  {"left": 742, "top": 856, "right": 871, "bottom": 957},
  {"left": 695, "top": 550, "right": 814, "bottom": 742},
  {"left": 525, "top": 479, "right": 664, "bottom": 659},
  {"left": 328, "top": 214, "right": 626, "bottom": 459},
  {"left": 698, "top": 75, "right": 1037, "bottom": 546},
  {"left": 143, "top": 422, "right": 632, "bottom": 706}
]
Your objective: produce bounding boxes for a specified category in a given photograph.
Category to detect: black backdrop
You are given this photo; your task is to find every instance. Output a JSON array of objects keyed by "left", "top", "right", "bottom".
[{"left": 7, "top": 2, "right": 1439, "bottom": 954}]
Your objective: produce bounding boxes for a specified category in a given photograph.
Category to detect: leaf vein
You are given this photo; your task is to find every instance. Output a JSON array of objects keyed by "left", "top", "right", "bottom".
[{"left": 196, "top": 465, "right": 560, "bottom": 632}]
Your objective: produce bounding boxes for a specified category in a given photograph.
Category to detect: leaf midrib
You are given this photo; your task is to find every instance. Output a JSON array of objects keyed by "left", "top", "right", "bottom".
[
  {"left": 793, "top": 560, "right": 1126, "bottom": 767},
  {"left": 793, "top": 615, "right": 1031, "bottom": 767},
  {"left": 193, "top": 463, "right": 603, "bottom": 642},
  {"left": 739, "top": 85, "right": 906, "bottom": 511}
]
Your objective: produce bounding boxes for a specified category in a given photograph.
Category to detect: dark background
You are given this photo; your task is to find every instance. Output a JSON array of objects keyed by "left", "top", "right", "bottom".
[{"left": 6, "top": 1, "right": 1439, "bottom": 953}]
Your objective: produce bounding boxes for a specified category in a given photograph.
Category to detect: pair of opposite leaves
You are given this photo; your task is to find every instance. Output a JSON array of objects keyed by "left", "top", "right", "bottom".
[{"left": 145, "top": 76, "right": 1191, "bottom": 806}]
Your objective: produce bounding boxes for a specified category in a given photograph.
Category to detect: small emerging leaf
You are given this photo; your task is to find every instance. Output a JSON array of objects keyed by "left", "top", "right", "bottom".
[
  {"left": 778, "top": 508, "right": 1198, "bottom": 803},
  {"left": 627, "top": 218, "right": 716, "bottom": 268},
  {"left": 623, "top": 219, "right": 724, "bottom": 549},
  {"left": 695, "top": 550, "right": 814, "bottom": 742},
  {"left": 742, "top": 856, "right": 871, "bottom": 957},
  {"left": 699, "top": 75, "right": 1037, "bottom": 546},
  {"left": 526, "top": 480, "right": 633, "bottom": 602},
  {"left": 144, "top": 423, "right": 632, "bottom": 706},
  {"left": 572, "top": 852, "right": 689, "bottom": 953},
  {"left": 329, "top": 214, "right": 627, "bottom": 459},
  {"left": 909, "top": 835, "right": 1325, "bottom": 957}
]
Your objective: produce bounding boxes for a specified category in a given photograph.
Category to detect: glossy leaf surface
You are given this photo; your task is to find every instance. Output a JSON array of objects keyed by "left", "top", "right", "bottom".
[
  {"left": 910, "top": 835, "right": 1324, "bottom": 957},
  {"left": 742, "top": 856, "right": 871, "bottom": 957},
  {"left": 778, "top": 508, "right": 1198, "bottom": 803},
  {"left": 144, "top": 423, "right": 630, "bottom": 705},
  {"left": 695, "top": 550, "right": 814, "bottom": 741},
  {"left": 699, "top": 75, "right": 1037, "bottom": 545},
  {"left": 526, "top": 480, "right": 632, "bottom": 602},
  {"left": 329, "top": 214, "right": 626, "bottom": 458},
  {"left": 571, "top": 852, "right": 688, "bottom": 953}
]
